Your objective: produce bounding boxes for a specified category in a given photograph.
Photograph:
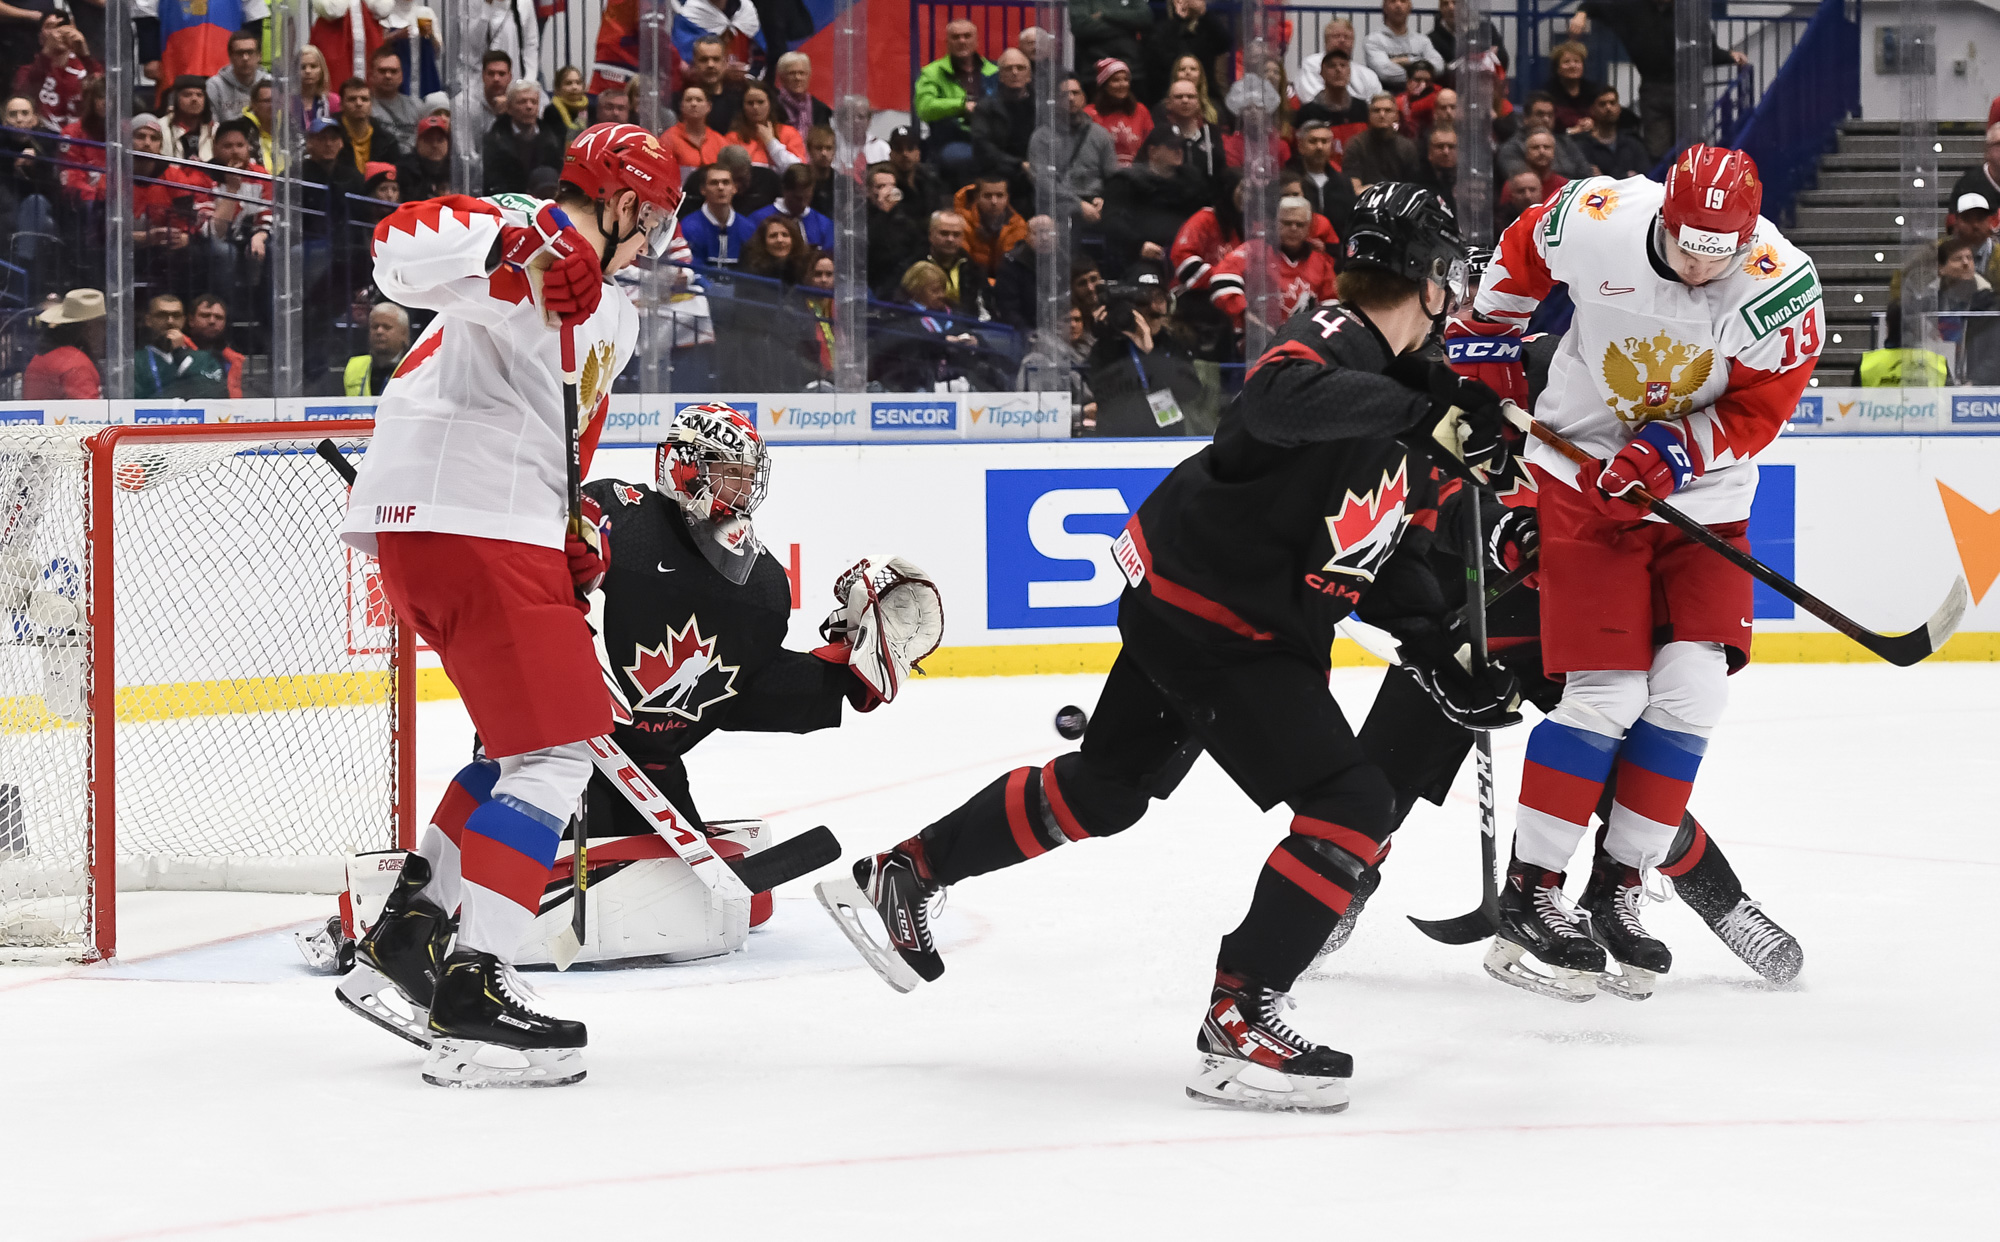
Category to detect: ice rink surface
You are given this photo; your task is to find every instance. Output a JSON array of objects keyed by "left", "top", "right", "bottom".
[{"left": 3, "top": 663, "right": 1996, "bottom": 1241}]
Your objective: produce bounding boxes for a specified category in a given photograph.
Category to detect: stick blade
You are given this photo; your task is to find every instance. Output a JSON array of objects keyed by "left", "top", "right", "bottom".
[
  {"left": 1408, "top": 910, "right": 1499, "bottom": 946},
  {"left": 726, "top": 825, "right": 841, "bottom": 894},
  {"left": 547, "top": 923, "right": 581, "bottom": 971},
  {"left": 1864, "top": 576, "right": 1971, "bottom": 667}
]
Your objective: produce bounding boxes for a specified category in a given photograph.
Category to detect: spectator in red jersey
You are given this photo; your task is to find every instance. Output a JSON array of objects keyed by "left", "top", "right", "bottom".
[
  {"left": 22, "top": 288, "right": 104, "bottom": 399},
  {"left": 57, "top": 74, "right": 105, "bottom": 203},
  {"left": 12, "top": 12, "right": 97, "bottom": 129},
  {"left": 1086, "top": 59, "right": 1151, "bottom": 167},
  {"left": 1208, "top": 196, "right": 1337, "bottom": 338}
]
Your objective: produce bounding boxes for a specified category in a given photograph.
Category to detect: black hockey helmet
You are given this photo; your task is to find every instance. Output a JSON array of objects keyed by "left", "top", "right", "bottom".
[{"left": 1342, "top": 182, "right": 1469, "bottom": 309}]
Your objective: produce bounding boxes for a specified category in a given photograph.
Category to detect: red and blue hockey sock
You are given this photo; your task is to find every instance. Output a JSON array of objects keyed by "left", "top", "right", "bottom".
[
  {"left": 456, "top": 793, "right": 568, "bottom": 956},
  {"left": 1514, "top": 717, "right": 1623, "bottom": 871},
  {"left": 413, "top": 759, "right": 499, "bottom": 916},
  {"left": 1605, "top": 715, "right": 1709, "bottom": 868}
]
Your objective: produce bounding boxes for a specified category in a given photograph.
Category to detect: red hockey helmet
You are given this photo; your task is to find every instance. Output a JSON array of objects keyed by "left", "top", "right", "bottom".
[
  {"left": 1661, "top": 145, "right": 1763, "bottom": 257},
  {"left": 561, "top": 123, "right": 684, "bottom": 255}
]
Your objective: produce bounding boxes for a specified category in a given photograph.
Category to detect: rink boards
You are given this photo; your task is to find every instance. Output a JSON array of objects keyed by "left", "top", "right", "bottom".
[{"left": 589, "top": 431, "right": 2000, "bottom": 674}]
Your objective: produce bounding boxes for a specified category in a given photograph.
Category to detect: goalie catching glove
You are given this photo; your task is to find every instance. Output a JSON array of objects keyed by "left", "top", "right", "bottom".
[{"left": 818, "top": 556, "right": 944, "bottom": 707}]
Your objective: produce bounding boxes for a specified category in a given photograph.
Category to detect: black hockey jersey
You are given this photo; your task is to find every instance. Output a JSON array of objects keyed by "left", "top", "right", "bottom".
[
  {"left": 1117, "top": 303, "right": 1450, "bottom": 667},
  {"left": 582, "top": 477, "right": 854, "bottom": 827}
]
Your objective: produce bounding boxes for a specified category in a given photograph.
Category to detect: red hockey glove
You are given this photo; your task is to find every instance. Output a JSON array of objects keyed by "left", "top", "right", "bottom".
[
  {"left": 1596, "top": 421, "right": 1696, "bottom": 518},
  {"left": 1442, "top": 314, "right": 1528, "bottom": 409},
  {"left": 499, "top": 204, "right": 604, "bottom": 328},
  {"left": 565, "top": 494, "right": 608, "bottom": 606}
]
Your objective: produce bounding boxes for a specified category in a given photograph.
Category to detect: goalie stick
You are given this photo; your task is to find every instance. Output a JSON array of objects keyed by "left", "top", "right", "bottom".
[{"left": 1529, "top": 421, "right": 1968, "bottom": 667}]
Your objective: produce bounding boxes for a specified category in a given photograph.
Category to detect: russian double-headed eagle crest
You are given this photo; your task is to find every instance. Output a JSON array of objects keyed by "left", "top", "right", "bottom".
[{"left": 1601, "top": 332, "right": 1715, "bottom": 423}]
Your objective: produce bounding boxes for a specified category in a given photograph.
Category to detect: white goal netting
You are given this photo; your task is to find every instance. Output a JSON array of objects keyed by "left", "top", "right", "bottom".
[{"left": 0, "top": 426, "right": 408, "bottom": 960}]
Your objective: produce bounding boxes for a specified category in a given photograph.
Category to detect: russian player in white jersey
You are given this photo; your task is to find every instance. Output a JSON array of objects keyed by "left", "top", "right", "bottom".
[
  {"left": 1465, "top": 146, "right": 1823, "bottom": 1001},
  {"left": 335, "top": 124, "right": 684, "bottom": 1086}
]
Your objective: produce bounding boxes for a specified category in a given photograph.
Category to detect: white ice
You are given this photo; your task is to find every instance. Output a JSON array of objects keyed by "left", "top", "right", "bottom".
[{"left": 3, "top": 664, "right": 1996, "bottom": 1241}]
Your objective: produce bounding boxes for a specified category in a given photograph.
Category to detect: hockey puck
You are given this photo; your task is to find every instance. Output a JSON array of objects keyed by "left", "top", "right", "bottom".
[{"left": 1054, "top": 705, "right": 1088, "bottom": 740}]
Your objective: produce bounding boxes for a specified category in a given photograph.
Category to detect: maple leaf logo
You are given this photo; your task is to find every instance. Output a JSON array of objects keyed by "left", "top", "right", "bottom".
[
  {"left": 612, "top": 482, "right": 645, "bottom": 506},
  {"left": 1322, "top": 460, "right": 1410, "bottom": 583},
  {"left": 623, "top": 616, "right": 740, "bottom": 721}
]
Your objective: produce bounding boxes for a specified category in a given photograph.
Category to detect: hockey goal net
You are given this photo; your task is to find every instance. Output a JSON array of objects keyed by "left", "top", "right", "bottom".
[{"left": 0, "top": 422, "right": 414, "bottom": 962}]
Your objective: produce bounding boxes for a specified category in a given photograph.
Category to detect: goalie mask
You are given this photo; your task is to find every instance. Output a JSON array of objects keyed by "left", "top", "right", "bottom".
[{"left": 655, "top": 402, "right": 769, "bottom": 585}]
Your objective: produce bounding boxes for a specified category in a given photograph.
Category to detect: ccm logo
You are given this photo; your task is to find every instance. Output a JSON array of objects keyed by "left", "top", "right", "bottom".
[
  {"left": 1444, "top": 339, "right": 1522, "bottom": 362},
  {"left": 375, "top": 504, "right": 417, "bottom": 524}
]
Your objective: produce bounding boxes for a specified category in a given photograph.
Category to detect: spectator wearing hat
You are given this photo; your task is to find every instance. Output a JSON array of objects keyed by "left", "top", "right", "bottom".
[
  {"left": 1086, "top": 59, "right": 1151, "bottom": 167},
  {"left": 1575, "top": 86, "right": 1649, "bottom": 179},
  {"left": 205, "top": 28, "right": 267, "bottom": 123},
  {"left": 1102, "top": 126, "right": 1204, "bottom": 275},
  {"left": 1071, "top": 0, "right": 1154, "bottom": 102},
  {"left": 481, "top": 79, "right": 561, "bottom": 194},
  {"left": 299, "top": 114, "right": 362, "bottom": 223},
  {"left": 953, "top": 169, "right": 1027, "bottom": 279},
  {"left": 913, "top": 19, "right": 995, "bottom": 185},
  {"left": 396, "top": 112, "right": 452, "bottom": 199},
  {"left": 23, "top": 287, "right": 104, "bottom": 399},
  {"left": 1949, "top": 124, "right": 2000, "bottom": 241},
  {"left": 364, "top": 161, "right": 399, "bottom": 202},
  {"left": 1293, "top": 48, "right": 1370, "bottom": 138},
  {"left": 1033, "top": 73, "right": 1118, "bottom": 232},
  {"left": 887, "top": 123, "right": 949, "bottom": 227},
  {"left": 1299, "top": 19, "right": 1383, "bottom": 108},
  {"left": 336, "top": 76, "right": 401, "bottom": 177},
  {"left": 166, "top": 75, "right": 217, "bottom": 162}
]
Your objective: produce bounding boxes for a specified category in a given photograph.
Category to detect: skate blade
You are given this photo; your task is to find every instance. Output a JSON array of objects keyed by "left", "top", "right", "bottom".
[
  {"left": 1596, "top": 964, "right": 1659, "bottom": 1001},
  {"left": 1185, "top": 1054, "right": 1350, "bottom": 1115},
  {"left": 813, "top": 874, "right": 926, "bottom": 994},
  {"left": 421, "top": 1038, "right": 585, "bottom": 1089},
  {"left": 1482, "top": 937, "right": 1599, "bottom": 1004},
  {"left": 335, "top": 963, "right": 433, "bottom": 1048}
]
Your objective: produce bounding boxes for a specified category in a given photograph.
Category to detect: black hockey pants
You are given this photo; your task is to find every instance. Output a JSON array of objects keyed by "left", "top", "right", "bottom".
[{"left": 909, "top": 596, "right": 1396, "bottom": 992}]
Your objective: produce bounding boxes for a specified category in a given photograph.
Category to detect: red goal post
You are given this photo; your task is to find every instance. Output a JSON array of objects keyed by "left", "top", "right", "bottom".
[{"left": 1, "top": 421, "right": 416, "bottom": 962}]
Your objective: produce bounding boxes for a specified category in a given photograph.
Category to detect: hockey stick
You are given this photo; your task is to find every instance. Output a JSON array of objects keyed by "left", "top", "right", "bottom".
[
  {"left": 1410, "top": 493, "right": 1503, "bottom": 945},
  {"left": 1529, "top": 422, "right": 1968, "bottom": 667},
  {"left": 560, "top": 326, "right": 590, "bottom": 956},
  {"left": 315, "top": 439, "right": 357, "bottom": 486}
]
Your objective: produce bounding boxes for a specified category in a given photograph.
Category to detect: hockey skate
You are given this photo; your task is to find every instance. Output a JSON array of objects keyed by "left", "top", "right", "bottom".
[
  {"left": 814, "top": 845, "right": 943, "bottom": 993},
  {"left": 422, "top": 950, "right": 586, "bottom": 1088},
  {"left": 1581, "top": 859, "right": 1672, "bottom": 1001},
  {"left": 1483, "top": 860, "right": 1605, "bottom": 1003},
  {"left": 1668, "top": 842, "right": 1804, "bottom": 983},
  {"left": 335, "top": 853, "right": 453, "bottom": 1048},
  {"left": 1187, "top": 971, "right": 1351, "bottom": 1114}
]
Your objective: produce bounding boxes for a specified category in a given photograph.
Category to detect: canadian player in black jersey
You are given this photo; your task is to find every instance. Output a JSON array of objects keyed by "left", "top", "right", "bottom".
[{"left": 816, "top": 184, "right": 1524, "bottom": 1114}]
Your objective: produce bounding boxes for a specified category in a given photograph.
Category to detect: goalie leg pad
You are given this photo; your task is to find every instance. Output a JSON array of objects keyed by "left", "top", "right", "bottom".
[{"left": 513, "top": 840, "right": 751, "bottom": 967}]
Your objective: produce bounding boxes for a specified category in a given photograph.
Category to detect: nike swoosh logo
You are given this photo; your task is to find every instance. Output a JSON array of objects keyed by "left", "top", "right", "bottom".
[
  {"left": 1600, "top": 281, "right": 1636, "bottom": 295},
  {"left": 1740, "top": 619, "right": 1753, "bottom": 627},
  {"left": 658, "top": 563, "right": 675, "bottom": 573}
]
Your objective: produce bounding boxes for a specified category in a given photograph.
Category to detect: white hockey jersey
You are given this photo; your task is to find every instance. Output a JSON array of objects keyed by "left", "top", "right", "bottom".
[
  {"left": 340, "top": 193, "right": 639, "bottom": 555},
  {"left": 1475, "top": 175, "right": 1823, "bottom": 525}
]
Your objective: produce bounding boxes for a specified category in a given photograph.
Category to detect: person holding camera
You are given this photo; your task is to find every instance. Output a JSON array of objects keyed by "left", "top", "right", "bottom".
[{"left": 1085, "top": 269, "right": 1203, "bottom": 436}]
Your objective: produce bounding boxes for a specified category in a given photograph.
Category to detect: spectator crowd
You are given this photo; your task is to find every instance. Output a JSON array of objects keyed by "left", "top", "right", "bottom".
[{"left": 0, "top": 0, "right": 1743, "bottom": 424}]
